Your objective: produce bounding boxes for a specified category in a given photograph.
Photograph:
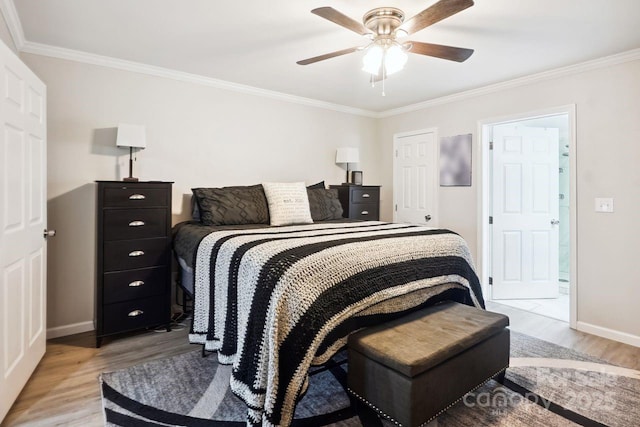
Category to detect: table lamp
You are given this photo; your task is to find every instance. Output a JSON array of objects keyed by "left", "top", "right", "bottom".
[
  {"left": 116, "top": 123, "right": 146, "bottom": 182},
  {"left": 336, "top": 147, "right": 360, "bottom": 184}
]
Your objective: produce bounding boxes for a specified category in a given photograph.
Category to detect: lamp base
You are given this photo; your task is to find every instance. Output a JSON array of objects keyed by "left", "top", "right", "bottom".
[{"left": 123, "top": 147, "right": 139, "bottom": 182}]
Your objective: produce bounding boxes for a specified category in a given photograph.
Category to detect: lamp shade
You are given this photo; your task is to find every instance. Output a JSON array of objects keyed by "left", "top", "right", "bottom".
[
  {"left": 116, "top": 123, "right": 146, "bottom": 149},
  {"left": 362, "top": 45, "right": 383, "bottom": 75},
  {"left": 336, "top": 147, "right": 359, "bottom": 164},
  {"left": 385, "top": 44, "right": 408, "bottom": 75}
]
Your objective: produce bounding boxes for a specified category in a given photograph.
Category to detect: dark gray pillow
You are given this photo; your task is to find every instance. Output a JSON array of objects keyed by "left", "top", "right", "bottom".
[
  {"left": 307, "top": 181, "right": 326, "bottom": 190},
  {"left": 191, "top": 195, "right": 201, "bottom": 221},
  {"left": 307, "top": 188, "right": 344, "bottom": 221},
  {"left": 192, "top": 185, "right": 270, "bottom": 225}
]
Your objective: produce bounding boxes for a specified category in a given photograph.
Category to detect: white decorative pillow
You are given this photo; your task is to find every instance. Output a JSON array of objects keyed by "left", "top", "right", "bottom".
[{"left": 262, "top": 182, "right": 313, "bottom": 226}]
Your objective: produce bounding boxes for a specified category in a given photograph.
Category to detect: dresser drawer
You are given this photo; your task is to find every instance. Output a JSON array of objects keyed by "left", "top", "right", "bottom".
[
  {"left": 96, "top": 181, "right": 173, "bottom": 347},
  {"left": 102, "top": 295, "right": 167, "bottom": 335},
  {"left": 351, "top": 188, "right": 380, "bottom": 204},
  {"left": 103, "top": 266, "right": 167, "bottom": 304},
  {"left": 349, "top": 203, "right": 379, "bottom": 220},
  {"left": 103, "top": 186, "right": 169, "bottom": 208},
  {"left": 103, "top": 237, "right": 169, "bottom": 272},
  {"left": 103, "top": 208, "right": 167, "bottom": 241}
]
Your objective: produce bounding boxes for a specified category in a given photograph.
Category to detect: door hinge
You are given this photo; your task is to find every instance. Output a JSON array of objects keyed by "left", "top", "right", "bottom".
[
  {"left": 489, "top": 141, "right": 494, "bottom": 150},
  {"left": 395, "top": 149, "right": 398, "bottom": 157},
  {"left": 395, "top": 204, "right": 397, "bottom": 212},
  {"left": 489, "top": 277, "right": 493, "bottom": 285},
  {"left": 489, "top": 216, "right": 493, "bottom": 224}
]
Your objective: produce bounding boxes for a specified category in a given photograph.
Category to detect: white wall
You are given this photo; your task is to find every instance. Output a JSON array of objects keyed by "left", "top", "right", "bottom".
[
  {"left": 16, "top": 46, "right": 640, "bottom": 345},
  {"left": 377, "top": 59, "right": 640, "bottom": 341},
  {"left": 0, "top": 12, "right": 16, "bottom": 54},
  {"left": 20, "top": 53, "right": 376, "bottom": 333}
]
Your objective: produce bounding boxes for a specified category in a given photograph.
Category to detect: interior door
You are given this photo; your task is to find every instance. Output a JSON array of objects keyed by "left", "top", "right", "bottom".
[
  {"left": 393, "top": 131, "right": 438, "bottom": 226},
  {"left": 0, "top": 40, "right": 47, "bottom": 422},
  {"left": 491, "top": 124, "right": 559, "bottom": 299}
]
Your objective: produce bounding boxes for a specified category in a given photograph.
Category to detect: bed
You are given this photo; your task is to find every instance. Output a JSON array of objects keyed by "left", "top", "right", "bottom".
[{"left": 173, "top": 184, "right": 484, "bottom": 427}]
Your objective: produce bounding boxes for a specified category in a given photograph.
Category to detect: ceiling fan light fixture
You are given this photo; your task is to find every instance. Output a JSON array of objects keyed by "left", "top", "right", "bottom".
[
  {"left": 394, "top": 28, "right": 408, "bottom": 38},
  {"left": 299, "top": 2, "right": 475, "bottom": 94},
  {"left": 362, "top": 44, "right": 384, "bottom": 75},
  {"left": 385, "top": 44, "right": 408, "bottom": 75}
]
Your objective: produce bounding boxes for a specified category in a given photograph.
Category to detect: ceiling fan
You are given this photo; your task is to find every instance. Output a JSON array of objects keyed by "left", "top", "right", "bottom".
[{"left": 297, "top": 0, "right": 475, "bottom": 85}]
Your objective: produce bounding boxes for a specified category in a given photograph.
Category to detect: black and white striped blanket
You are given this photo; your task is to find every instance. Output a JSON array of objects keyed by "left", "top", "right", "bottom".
[{"left": 189, "top": 221, "right": 484, "bottom": 427}]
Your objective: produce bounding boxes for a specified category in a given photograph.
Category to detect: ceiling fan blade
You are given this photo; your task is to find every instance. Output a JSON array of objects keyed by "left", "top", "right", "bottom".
[
  {"left": 399, "top": 0, "right": 474, "bottom": 35},
  {"left": 312, "top": 7, "right": 372, "bottom": 36},
  {"left": 407, "top": 41, "right": 474, "bottom": 62},
  {"left": 297, "top": 47, "right": 360, "bottom": 65}
]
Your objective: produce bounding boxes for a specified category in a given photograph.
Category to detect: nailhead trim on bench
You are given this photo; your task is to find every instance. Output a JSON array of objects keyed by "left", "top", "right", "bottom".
[
  {"left": 348, "top": 366, "right": 509, "bottom": 427},
  {"left": 347, "top": 388, "right": 402, "bottom": 426}
]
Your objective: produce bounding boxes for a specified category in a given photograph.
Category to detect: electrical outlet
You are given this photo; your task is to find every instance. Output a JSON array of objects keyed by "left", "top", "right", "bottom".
[{"left": 595, "top": 198, "right": 614, "bottom": 213}]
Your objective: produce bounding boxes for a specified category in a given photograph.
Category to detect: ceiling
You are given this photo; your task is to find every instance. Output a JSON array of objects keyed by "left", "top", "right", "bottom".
[{"left": 12, "top": 0, "right": 640, "bottom": 112}]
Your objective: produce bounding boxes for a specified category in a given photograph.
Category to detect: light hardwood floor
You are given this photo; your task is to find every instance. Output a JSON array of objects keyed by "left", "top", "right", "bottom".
[
  {"left": 3, "top": 304, "right": 640, "bottom": 426},
  {"left": 2, "top": 324, "right": 194, "bottom": 427}
]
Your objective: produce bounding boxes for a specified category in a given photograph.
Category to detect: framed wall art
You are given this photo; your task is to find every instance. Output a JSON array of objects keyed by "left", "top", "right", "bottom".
[{"left": 440, "top": 134, "right": 472, "bottom": 187}]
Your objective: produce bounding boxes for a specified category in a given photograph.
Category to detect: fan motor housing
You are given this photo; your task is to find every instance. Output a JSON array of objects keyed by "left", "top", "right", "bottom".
[{"left": 363, "top": 7, "right": 404, "bottom": 36}]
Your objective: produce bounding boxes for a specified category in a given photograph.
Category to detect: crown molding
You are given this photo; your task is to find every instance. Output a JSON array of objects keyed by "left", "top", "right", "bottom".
[
  {"left": 0, "top": 0, "right": 24, "bottom": 50},
  {"left": 5, "top": 0, "right": 639, "bottom": 120},
  {"left": 377, "top": 48, "right": 640, "bottom": 118},
  {"left": 17, "top": 41, "right": 640, "bottom": 120},
  {"left": 20, "top": 41, "right": 379, "bottom": 118}
]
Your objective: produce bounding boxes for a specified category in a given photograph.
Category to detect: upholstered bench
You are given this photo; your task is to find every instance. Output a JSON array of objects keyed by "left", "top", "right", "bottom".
[{"left": 347, "top": 301, "right": 510, "bottom": 427}]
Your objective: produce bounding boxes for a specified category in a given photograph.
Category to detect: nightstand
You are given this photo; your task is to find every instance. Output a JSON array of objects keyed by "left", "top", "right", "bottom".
[
  {"left": 95, "top": 181, "right": 173, "bottom": 347},
  {"left": 330, "top": 185, "right": 381, "bottom": 221}
]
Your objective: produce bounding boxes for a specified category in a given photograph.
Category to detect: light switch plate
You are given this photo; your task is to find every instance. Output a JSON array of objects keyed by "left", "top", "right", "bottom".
[{"left": 595, "top": 198, "right": 614, "bottom": 213}]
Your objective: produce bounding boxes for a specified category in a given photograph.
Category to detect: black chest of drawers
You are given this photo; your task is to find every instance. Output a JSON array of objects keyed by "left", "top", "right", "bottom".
[
  {"left": 330, "top": 185, "right": 381, "bottom": 221},
  {"left": 95, "top": 181, "right": 173, "bottom": 347}
]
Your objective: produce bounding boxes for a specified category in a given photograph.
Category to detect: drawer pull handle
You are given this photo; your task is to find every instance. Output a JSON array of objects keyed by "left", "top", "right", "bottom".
[
  {"left": 128, "top": 220, "right": 145, "bottom": 227},
  {"left": 128, "top": 309, "right": 144, "bottom": 317},
  {"left": 129, "top": 194, "right": 146, "bottom": 200},
  {"left": 128, "top": 250, "right": 145, "bottom": 257},
  {"left": 128, "top": 280, "right": 144, "bottom": 287},
  {"left": 361, "top": 211, "right": 369, "bottom": 215},
  {"left": 361, "top": 194, "right": 370, "bottom": 198}
]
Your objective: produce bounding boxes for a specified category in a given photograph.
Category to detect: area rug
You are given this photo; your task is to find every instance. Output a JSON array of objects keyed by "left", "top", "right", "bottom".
[{"left": 100, "top": 332, "right": 640, "bottom": 426}]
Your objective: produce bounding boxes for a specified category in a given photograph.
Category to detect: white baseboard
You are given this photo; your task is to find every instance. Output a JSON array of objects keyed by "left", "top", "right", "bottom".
[
  {"left": 47, "top": 321, "right": 95, "bottom": 339},
  {"left": 577, "top": 321, "right": 640, "bottom": 348}
]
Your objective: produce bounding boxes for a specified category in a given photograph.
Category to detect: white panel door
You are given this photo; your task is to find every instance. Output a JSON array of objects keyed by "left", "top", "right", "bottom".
[
  {"left": 491, "top": 125, "right": 559, "bottom": 299},
  {"left": 0, "top": 40, "right": 47, "bottom": 422},
  {"left": 393, "top": 131, "right": 438, "bottom": 226}
]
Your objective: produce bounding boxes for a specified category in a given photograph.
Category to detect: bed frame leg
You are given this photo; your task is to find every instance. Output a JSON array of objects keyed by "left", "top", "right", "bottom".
[
  {"left": 174, "top": 282, "right": 192, "bottom": 317},
  {"left": 182, "top": 291, "right": 188, "bottom": 315}
]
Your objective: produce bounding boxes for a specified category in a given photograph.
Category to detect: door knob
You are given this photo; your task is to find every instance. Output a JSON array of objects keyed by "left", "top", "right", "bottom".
[
  {"left": 43, "top": 229, "right": 56, "bottom": 239},
  {"left": 550, "top": 219, "right": 560, "bottom": 225},
  {"left": 425, "top": 215, "right": 432, "bottom": 222}
]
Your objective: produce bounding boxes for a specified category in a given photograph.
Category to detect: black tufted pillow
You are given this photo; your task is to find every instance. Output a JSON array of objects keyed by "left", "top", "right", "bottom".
[
  {"left": 307, "top": 181, "right": 326, "bottom": 190},
  {"left": 192, "top": 185, "right": 270, "bottom": 225}
]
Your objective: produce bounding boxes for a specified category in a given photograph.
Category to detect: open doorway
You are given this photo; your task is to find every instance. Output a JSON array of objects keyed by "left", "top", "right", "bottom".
[{"left": 478, "top": 107, "right": 576, "bottom": 327}]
